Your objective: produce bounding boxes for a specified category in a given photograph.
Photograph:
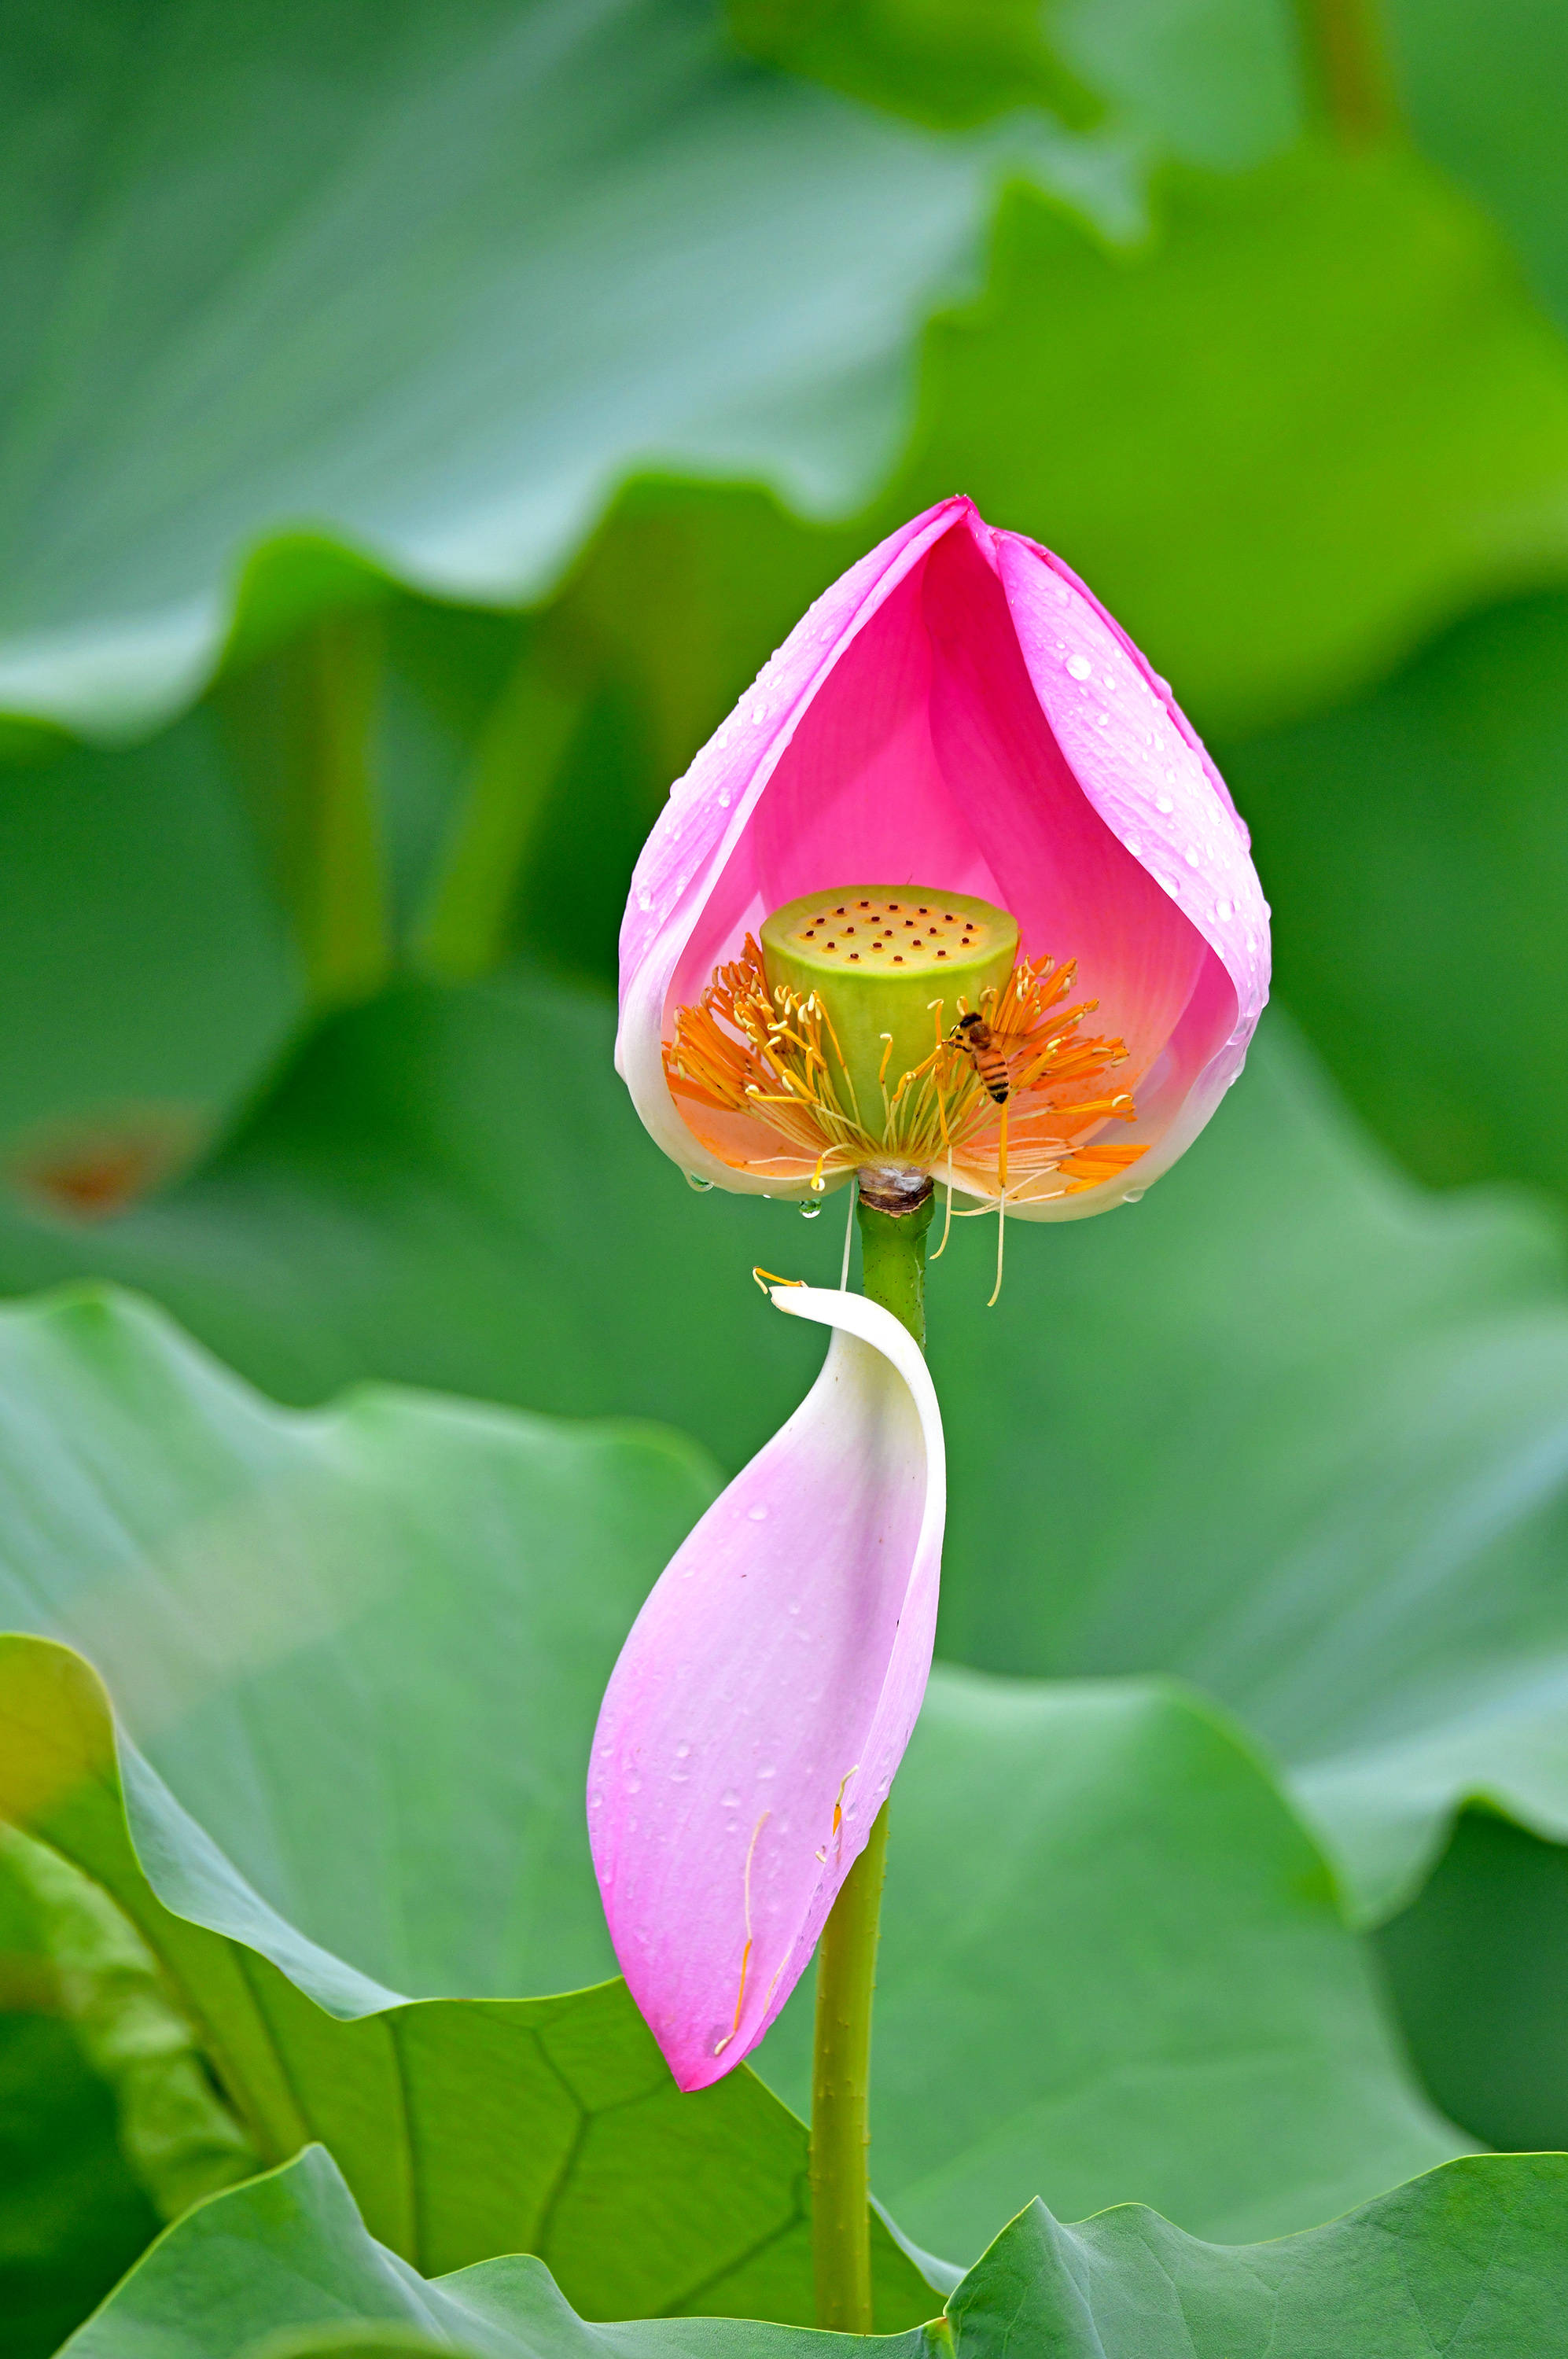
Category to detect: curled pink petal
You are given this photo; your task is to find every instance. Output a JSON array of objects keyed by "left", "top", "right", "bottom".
[
  {"left": 617, "top": 496, "right": 1268, "bottom": 1216},
  {"left": 587, "top": 1284, "right": 944, "bottom": 2091}
]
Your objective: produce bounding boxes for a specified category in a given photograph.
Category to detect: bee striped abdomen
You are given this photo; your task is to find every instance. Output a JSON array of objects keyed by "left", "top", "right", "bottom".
[{"left": 954, "top": 1012, "right": 1010, "bottom": 1103}]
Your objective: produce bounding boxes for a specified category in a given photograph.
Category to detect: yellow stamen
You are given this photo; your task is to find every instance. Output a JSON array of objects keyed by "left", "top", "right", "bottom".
[{"left": 666, "top": 933, "right": 1148, "bottom": 1206}]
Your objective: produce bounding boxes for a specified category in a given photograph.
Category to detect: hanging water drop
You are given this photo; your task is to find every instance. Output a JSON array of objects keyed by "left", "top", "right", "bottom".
[
  {"left": 800, "top": 1201, "right": 822, "bottom": 1220},
  {"left": 686, "top": 1173, "right": 716, "bottom": 1192}
]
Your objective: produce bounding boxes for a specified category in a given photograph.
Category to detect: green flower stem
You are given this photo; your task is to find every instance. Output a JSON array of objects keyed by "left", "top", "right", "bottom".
[
  {"left": 810, "top": 1183, "right": 934, "bottom": 2331},
  {"left": 415, "top": 646, "right": 583, "bottom": 983},
  {"left": 811, "top": 1795, "right": 892, "bottom": 2331},
  {"left": 855, "top": 1192, "right": 935, "bottom": 1352},
  {"left": 219, "top": 609, "right": 389, "bottom": 1010}
]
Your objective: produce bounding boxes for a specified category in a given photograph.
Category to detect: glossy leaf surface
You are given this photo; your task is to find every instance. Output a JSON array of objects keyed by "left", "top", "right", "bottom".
[
  {"left": 0, "top": 1288, "right": 1458, "bottom": 2270},
  {"left": 0, "top": 0, "right": 1131, "bottom": 740},
  {"left": 61, "top": 2143, "right": 1568, "bottom": 2359}
]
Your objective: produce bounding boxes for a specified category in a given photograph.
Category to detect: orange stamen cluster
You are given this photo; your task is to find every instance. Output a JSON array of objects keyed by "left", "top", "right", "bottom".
[{"left": 664, "top": 936, "right": 1147, "bottom": 1205}]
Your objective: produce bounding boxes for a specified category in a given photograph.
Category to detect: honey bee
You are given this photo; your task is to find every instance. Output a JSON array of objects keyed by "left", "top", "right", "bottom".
[{"left": 951, "top": 1010, "right": 1010, "bottom": 1103}]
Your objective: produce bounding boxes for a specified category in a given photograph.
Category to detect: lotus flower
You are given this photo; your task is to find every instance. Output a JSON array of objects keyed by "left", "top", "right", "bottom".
[
  {"left": 589, "top": 1280, "right": 943, "bottom": 2089},
  {"left": 594, "top": 500, "right": 1269, "bottom": 2092},
  {"left": 617, "top": 494, "right": 1268, "bottom": 1218}
]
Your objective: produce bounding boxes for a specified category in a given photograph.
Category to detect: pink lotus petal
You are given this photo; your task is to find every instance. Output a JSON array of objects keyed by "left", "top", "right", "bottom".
[
  {"left": 587, "top": 1284, "right": 944, "bottom": 2091},
  {"left": 617, "top": 497, "right": 1269, "bottom": 1214}
]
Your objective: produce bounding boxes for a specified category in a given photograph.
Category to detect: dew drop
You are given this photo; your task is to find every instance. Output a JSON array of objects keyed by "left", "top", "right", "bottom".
[
  {"left": 756, "top": 1764, "right": 777, "bottom": 1780},
  {"left": 747, "top": 1503, "right": 769, "bottom": 1522},
  {"left": 625, "top": 1773, "right": 642, "bottom": 1794},
  {"left": 1066, "top": 653, "right": 1093, "bottom": 680},
  {"left": 1216, "top": 898, "right": 1234, "bottom": 922},
  {"left": 800, "top": 1202, "right": 821, "bottom": 1220},
  {"left": 1124, "top": 1188, "right": 1146, "bottom": 1205},
  {"left": 675, "top": 1742, "right": 692, "bottom": 1759},
  {"left": 1155, "top": 796, "right": 1175, "bottom": 815},
  {"left": 686, "top": 1173, "right": 716, "bottom": 1192},
  {"left": 1183, "top": 845, "right": 1201, "bottom": 867},
  {"left": 590, "top": 1790, "right": 604, "bottom": 1809}
]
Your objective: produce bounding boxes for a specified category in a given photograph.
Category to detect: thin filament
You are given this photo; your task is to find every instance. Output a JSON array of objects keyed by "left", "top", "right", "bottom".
[
  {"left": 988, "top": 1196, "right": 1007, "bottom": 1309},
  {"left": 929, "top": 1175, "right": 955, "bottom": 1262}
]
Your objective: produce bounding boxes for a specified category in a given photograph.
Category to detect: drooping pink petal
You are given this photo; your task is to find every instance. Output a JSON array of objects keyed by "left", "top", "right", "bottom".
[
  {"left": 587, "top": 1284, "right": 944, "bottom": 2091},
  {"left": 617, "top": 496, "right": 1269, "bottom": 1213}
]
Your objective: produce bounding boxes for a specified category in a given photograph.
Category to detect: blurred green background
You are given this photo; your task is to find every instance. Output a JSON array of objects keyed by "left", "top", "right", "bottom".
[{"left": 6, "top": 0, "right": 1568, "bottom": 2344}]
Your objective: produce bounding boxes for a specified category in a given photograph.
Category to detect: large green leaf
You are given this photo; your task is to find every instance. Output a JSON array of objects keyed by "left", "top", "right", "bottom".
[
  {"left": 0, "top": 0, "right": 1136, "bottom": 742},
  {"left": 3, "top": 975, "right": 1563, "bottom": 1923},
  {"left": 0, "top": 1286, "right": 1460, "bottom": 2269},
  {"left": 1223, "top": 585, "right": 1568, "bottom": 1204},
  {"left": 61, "top": 2142, "right": 1568, "bottom": 2359},
  {"left": 762, "top": 1670, "right": 1458, "bottom": 2256},
  {"left": 57, "top": 2144, "right": 901, "bottom": 2359},
  {"left": 7, "top": 2, "right": 1568, "bottom": 756}
]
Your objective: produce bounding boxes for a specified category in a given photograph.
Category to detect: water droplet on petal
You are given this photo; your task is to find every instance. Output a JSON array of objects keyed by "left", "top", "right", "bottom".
[
  {"left": 686, "top": 1173, "right": 716, "bottom": 1192},
  {"left": 1066, "top": 653, "right": 1093, "bottom": 680},
  {"left": 721, "top": 1790, "right": 742, "bottom": 1809},
  {"left": 1124, "top": 1187, "right": 1146, "bottom": 1205},
  {"left": 1183, "top": 845, "right": 1202, "bottom": 867},
  {"left": 1155, "top": 796, "right": 1175, "bottom": 815},
  {"left": 1216, "top": 898, "right": 1234, "bottom": 922},
  {"left": 747, "top": 1503, "right": 769, "bottom": 1522},
  {"left": 675, "top": 1742, "right": 692, "bottom": 1759},
  {"left": 800, "top": 1202, "right": 821, "bottom": 1220},
  {"left": 756, "top": 1764, "right": 776, "bottom": 1779}
]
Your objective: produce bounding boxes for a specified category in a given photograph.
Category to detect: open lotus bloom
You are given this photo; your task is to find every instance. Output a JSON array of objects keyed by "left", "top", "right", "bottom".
[
  {"left": 589, "top": 1283, "right": 943, "bottom": 2090},
  {"left": 617, "top": 495, "right": 1268, "bottom": 1217}
]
